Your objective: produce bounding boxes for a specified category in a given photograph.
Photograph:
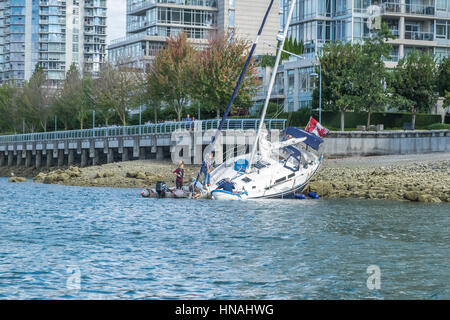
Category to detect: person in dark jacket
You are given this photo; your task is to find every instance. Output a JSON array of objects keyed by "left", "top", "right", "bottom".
[
  {"left": 173, "top": 161, "right": 184, "bottom": 189},
  {"left": 216, "top": 178, "right": 235, "bottom": 193}
]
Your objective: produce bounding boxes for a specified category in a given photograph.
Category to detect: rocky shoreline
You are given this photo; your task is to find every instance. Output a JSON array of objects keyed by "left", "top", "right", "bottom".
[
  {"left": 3, "top": 154, "right": 449, "bottom": 203},
  {"left": 2, "top": 161, "right": 201, "bottom": 189},
  {"left": 308, "top": 161, "right": 449, "bottom": 203}
]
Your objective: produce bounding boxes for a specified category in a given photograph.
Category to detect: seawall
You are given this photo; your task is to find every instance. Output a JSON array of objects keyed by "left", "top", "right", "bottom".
[{"left": 324, "top": 130, "right": 449, "bottom": 157}]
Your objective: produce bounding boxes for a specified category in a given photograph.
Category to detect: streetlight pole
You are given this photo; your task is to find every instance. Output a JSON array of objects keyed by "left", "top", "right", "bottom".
[
  {"left": 92, "top": 110, "right": 95, "bottom": 137},
  {"left": 139, "top": 105, "right": 142, "bottom": 135},
  {"left": 319, "top": 63, "right": 322, "bottom": 124}
]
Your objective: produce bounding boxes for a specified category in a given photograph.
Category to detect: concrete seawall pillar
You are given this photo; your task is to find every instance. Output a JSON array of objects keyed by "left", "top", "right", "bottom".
[
  {"left": 46, "top": 152, "right": 53, "bottom": 168},
  {"left": 0, "top": 153, "right": 4, "bottom": 167},
  {"left": 156, "top": 146, "right": 164, "bottom": 161},
  {"left": 36, "top": 151, "right": 42, "bottom": 169},
  {"left": 68, "top": 150, "right": 75, "bottom": 166},
  {"left": 122, "top": 148, "right": 129, "bottom": 162},
  {"left": 92, "top": 149, "right": 99, "bottom": 166},
  {"left": 107, "top": 149, "right": 114, "bottom": 164},
  {"left": 8, "top": 151, "right": 13, "bottom": 167},
  {"left": 25, "top": 151, "right": 32, "bottom": 167},
  {"left": 58, "top": 150, "right": 64, "bottom": 167},
  {"left": 16, "top": 151, "right": 22, "bottom": 167},
  {"left": 81, "top": 149, "right": 88, "bottom": 168},
  {"left": 139, "top": 147, "right": 145, "bottom": 160}
]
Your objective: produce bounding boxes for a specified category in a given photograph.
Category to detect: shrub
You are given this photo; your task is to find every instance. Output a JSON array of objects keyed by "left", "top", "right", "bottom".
[{"left": 428, "top": 123, "right": 450, "bottom": 130}]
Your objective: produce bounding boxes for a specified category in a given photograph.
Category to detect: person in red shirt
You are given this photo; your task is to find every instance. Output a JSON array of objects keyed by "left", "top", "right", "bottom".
[{"left": 173, "top": 161, "right": 185, "bottom": 190}]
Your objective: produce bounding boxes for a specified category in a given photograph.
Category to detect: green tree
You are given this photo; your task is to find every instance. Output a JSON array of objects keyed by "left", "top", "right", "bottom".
[
  {"left": 80, "top": 74, "right": 94, "bottom": 128},
  {"left": 316, "top": 42, "right": 363, "bottom": 131},
  {"left": 437, "top": 56, "right": 449, "bottom": 98},
  {"left": 93, "top": 63, "right": 141, "bottom": 126},
  {"left": 260, "top": 54, "right": 276, "bottom": 68},
  {"left": 355, "top": 24, "right": 395, "bottom": 127},
  {"left": 195, "top": 32, "right": 260, "bottom": 118},
  {"left": 149, "top": 33, "right": 196, "bottom": 121},
  {"left": 391, "top": 50, "right": 438, "bottom": 129},
  {"left": 0, "top": 82, "right": 22, "bottom": 133},
  {"left": 92, "top": 64, "right": 115, "bottom": 127},
  {"left": 281, "top": 36, "right": 304, "bottom": 61},
  {"left": 145, "top": 66, "right": 163, "bottom": 124},
  {"left": 20, "top": 65, "right": 50, "bottom": 132},
  {"left": 51, "top": 65, "right": 84, "bottom": 130}
]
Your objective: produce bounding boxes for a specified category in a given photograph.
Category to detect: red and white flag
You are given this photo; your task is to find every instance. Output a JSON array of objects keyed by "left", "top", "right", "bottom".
[{"left": 305, "top": 117, "right": 329, "bottom": 138}]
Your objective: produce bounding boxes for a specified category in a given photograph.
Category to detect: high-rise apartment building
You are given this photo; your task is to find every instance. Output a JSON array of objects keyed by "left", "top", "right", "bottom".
[
  {"left": 0, "top": 0, "right": 107, "bottom": 86},
  {"left": 283, "top": 0, "right": 450, "bottom": 61},
  {"left": 253, "top": 0, "right": 450, "bottom": 113},
  {"left": 108, "top": 0, "right": 281, "bottom": 71}
]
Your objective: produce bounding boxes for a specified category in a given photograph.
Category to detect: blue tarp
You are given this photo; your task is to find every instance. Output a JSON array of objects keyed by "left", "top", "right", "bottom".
[
  {"left": 234, "top": 159, "right": 248, "bottom": 172},
  {"left": 284, "top": 127, "right": 324, "bottom": 151},
  {"left": 283, "top": 145, "right": 302, "bottom": 159}
]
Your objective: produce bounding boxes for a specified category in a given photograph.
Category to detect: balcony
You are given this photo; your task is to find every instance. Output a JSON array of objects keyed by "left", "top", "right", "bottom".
[
  {"left": 389, "top": 29, "right": 400, "bottom": 38},
  {"left": 129, "top": 0, "right": 218, "bottom": 14},
  {"left": 383, "top": 54, "right": 399, "bottom": 62},
  {"left": 380, "top": 2, "right": 436, "bottom": 17},
  {"left": 404, "top": 31, "right": 434, "bottom": 41}
]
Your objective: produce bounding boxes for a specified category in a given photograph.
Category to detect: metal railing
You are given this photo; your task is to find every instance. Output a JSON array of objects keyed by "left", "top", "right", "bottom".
[
  {"left": 404, "top": 30, "right": 434, "bottom": 41},
  {"left": 0, "top": 119, "right": 287, "bottom": 144},
  {"left": 380, "top": 2, "right": 436, "bottom": 16}
]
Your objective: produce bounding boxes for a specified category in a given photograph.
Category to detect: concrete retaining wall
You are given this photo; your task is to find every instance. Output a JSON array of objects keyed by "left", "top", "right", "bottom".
[{"left": 323, "top": 130, "right": 450, "bottom": 157}]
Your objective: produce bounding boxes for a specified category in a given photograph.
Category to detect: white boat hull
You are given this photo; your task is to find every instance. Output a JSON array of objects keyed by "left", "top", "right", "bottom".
[
  {"left": 209, "top": 149, "right": 322, "bottom": 200},
  {"left": 211, "top": 190, "right": 248, "bottom": 201}
]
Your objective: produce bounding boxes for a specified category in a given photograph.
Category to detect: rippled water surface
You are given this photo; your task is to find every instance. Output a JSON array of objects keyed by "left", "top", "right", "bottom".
[{"left": 0, "top": 177, "right": 449, "bottom": 299}]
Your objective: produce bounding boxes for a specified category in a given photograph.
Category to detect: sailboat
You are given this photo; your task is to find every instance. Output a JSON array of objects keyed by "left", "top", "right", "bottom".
[{"left": 205, "top": 0, "right": 326, "bottom": 200}]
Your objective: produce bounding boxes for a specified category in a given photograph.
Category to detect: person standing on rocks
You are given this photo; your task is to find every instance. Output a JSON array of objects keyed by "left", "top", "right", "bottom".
[
  {"left": 173, "top": 161, "right": 185, "bottom": 190},
  {"left": 201, "top": 152, "right": 213, "bottom": 187}
]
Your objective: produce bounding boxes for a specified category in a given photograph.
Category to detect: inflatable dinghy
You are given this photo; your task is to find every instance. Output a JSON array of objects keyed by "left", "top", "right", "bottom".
[{"left": 141, "top": 181, "right": 200, "bottom": 199}]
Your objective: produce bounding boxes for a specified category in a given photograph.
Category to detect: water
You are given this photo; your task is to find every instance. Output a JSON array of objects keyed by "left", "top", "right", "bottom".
[{"left": 0, "top": 177, "right": 448, "bottom": 300}]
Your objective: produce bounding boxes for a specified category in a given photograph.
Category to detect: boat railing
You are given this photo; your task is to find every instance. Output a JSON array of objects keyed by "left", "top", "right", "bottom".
[{"left": 0, "top": 119, "right": 287, "bottom": 143}]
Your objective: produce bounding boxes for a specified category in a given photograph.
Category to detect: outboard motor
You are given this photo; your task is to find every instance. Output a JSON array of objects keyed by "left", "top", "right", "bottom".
[{"left": 156, "top": 181, "right": 166, "bottom": 198}]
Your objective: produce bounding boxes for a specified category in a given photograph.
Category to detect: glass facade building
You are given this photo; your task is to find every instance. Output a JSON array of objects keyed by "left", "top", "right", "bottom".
[
  {"left": 282, "top": 0, "right": 450, "bottom": 60},
  {"left": 0, "top": 0, "right": 107, "bottom": 86},
  {"left": 109, "top": 0, "right": 219, "bottom": 71},
  {"left": 108, "top": 0, "right": 281, "bottom": 71},
  {"left": 254, "top": 0, "right": 450, "bottom": 112}
]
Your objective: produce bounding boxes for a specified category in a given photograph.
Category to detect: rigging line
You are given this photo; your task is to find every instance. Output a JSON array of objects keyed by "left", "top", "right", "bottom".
[
  {"left": 248, "top": 0, "right": 297, "bottom": 171},
  {"left": 194, "top": 0, "right": 275, "bottom": 187}
]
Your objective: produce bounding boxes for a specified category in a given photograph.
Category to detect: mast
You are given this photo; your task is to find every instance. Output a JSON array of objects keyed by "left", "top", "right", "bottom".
[
  {"left": 248, "top": 0, "right": 296, "bottom": 171},
  {"left": 209, "top": 0, "right": 274, "bottom": 146},
  {"left": 194, "top": 0, "right": 275, "bottom": 185}
]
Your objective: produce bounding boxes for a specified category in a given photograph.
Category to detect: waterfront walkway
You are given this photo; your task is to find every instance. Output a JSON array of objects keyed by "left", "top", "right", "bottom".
[{"left": 0, "top": 119, "right": 286, "bottom": 168}]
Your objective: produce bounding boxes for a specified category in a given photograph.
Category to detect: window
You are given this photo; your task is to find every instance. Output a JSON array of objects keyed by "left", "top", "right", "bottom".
[
  {"left": 437, "top": 0, "right": 449, "bottom": 12},
  {"left": 435, "top": 47, "right": 450, "bottom": 61},
  {"left": 436, "top": 20, "right": 450, "bottom": 40},
  {"left": 354, "top": 17, "right": 369, "bottom": 40},
  {"left": 229, "top": 10, "right": 235, "bottom": 27},
  {"left": 288, "top": 70, "right": 295, "bottom": 96}
]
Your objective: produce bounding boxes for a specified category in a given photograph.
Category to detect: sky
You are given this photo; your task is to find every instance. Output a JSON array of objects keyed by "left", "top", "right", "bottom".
[{"left": 106, "top": 0, "right": 127, "bottom": 44}]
